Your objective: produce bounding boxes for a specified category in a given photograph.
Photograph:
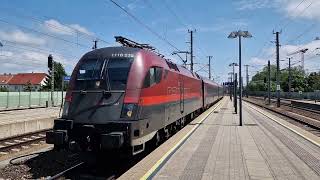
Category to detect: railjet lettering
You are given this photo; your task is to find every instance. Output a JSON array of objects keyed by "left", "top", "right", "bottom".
[{"left": 111, "top": 53, "right": 134, "bottom": 58}]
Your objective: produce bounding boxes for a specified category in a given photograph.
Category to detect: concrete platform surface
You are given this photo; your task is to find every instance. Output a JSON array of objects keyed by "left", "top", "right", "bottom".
[
  {"left": 0, "top": 107, "right": 59, "bottom": 139},
  {"left": 129, "top": 98, "right": 320, "bottom": 180}
]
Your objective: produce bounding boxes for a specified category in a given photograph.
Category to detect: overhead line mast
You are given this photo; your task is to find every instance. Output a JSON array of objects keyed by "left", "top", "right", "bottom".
[
  {"left": 273, "top": 31, "right": 281, "bottom": 108},
  {"left": 188, "top": 29, "right": 195, "bottom": 72}
]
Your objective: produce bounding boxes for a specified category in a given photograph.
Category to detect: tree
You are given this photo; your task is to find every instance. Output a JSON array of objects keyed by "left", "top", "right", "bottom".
[
  {"left": 278, "top": 66, "right": 306, "bottom": 92},
  {"left": 247, "top": 64, "right": 307, "bottom": 92},
  {"left": 306, "top": 72, "right": 320, "bottom": 91},
  {"left": 248, "top": 65, "right": 277, "bottom": 92},
  {"left": 42, "top": 61, "right": 67, "bottom": 91},
  {"left": 24, "top": 81, "right": 33, "bottom": 91}
]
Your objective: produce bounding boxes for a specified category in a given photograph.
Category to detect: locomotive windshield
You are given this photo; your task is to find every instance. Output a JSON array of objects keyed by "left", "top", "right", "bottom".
[
  {"left": 77, "top": 59, "right": 104, "bottom": 80},
  {"left": 106, "top": 58, "right": 132, "bottom": 90},
  {"left": 74, "top": 58, "right": 133, "bottom": 91}
]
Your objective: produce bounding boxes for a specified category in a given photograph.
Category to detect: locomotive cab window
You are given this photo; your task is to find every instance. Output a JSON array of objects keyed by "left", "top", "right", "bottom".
[
  {"left": 75, "top": 58, "right": 133, "bottom": 90},
  {"left": 143, "top": 67, "right": 163, "bottom": 88}
]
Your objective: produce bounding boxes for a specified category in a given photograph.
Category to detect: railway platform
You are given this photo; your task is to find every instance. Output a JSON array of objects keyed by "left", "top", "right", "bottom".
[
  {"left": 120, "top": 97, "right": 320, "bottom": 180},
  {"left": 0, "top": 107, "right": 59, "bottom": 140}
]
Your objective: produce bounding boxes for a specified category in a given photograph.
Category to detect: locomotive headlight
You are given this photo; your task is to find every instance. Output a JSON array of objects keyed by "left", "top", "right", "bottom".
[{"left": 121, "top": 103, "right": 137, "bottom": 118}]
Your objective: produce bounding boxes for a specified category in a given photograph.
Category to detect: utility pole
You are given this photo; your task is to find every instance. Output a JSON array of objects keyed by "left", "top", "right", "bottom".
[
  {"left": 244, "top": 65, "right": 249, "bottom": 98},
  {"left": 274, "top": 31, "right": 281, "bottom": 107},
  {"left": 207, "top": 56, "right": 213, "bottom": 79},
  {"left": 268, "top": 60, "right": 271, "bottom": 105},
  {"left": 288, "top": 57, "right": 292, "bottom": 98},
  {"left": 234, "top": 73, "right": 238, "bottom": 114},
  {"left": 92, "top": 39, "right": 98, "bottom": 49},
  {"left": 188, "top": 29, "right": 195, "bottom": 72}
]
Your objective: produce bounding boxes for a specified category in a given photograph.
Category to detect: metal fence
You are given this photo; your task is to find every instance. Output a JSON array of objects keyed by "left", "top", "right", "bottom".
[
  {"left": 0, "top": 91, "right": 66, "bottom": 109},
  {"left": 248, "top": 91, "right": 320, "bottom": 100}
]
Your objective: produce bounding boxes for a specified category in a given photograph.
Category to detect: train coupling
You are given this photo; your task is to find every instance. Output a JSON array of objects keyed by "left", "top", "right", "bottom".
[
  {"left": 101, "top": 132, "right": 125, "bottom": 149},
  {"left": 46, "top": 130, "right": 68, "bottom": 145},
  {"left": 46, "top": 119, "right": 73, "bottom": 146}
]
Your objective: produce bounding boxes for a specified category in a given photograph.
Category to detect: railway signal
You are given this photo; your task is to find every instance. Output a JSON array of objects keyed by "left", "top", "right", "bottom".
[
  {"left": 48, "top": 54, "right": 54, "bottom": 107},
  {"left": 48, "top": 54, "right": 53, "bottom": 70}
]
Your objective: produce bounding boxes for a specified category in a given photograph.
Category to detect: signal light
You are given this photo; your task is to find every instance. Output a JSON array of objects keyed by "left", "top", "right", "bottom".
[{"left": 48, "top": 54, "right": 53, "bottom": 70}]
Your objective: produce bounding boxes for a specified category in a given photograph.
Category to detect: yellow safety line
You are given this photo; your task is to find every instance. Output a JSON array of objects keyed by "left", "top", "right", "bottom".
[
  {"left": 245, "top": 102, "right": 320, "bottom": 148},
  {"left": 140, "top": 98, "right": 225, "bottom": 180}
]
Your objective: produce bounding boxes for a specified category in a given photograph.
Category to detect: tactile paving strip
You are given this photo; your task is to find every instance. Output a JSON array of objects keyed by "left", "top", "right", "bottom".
[
  {"left": 247, "top": 107, "right": 320, "bottom": 176},
  {"left": 179, "top": 109, "right": 225, "bottom": 180}
]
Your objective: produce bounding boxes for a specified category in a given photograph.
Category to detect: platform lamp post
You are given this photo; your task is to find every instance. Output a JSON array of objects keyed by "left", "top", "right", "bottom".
[
  {"left": 228, "top": 30, "right": 252, "bottom": 126},
  {"left": 229, "top": 62, "right": 238, "bottom": 111}
]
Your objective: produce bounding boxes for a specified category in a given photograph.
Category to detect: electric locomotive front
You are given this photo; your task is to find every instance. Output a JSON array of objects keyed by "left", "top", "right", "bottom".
[{"left": 46, "top": 47, "right": 159, "bottom": 155}]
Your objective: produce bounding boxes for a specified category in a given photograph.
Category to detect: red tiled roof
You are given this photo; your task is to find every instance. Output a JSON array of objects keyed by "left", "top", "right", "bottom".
[
  {"left": 8, "top": 73, "right": 47, "bottom": 85},
  {"left": 0, "top": 74, "right": 14, "bottom": 85}
]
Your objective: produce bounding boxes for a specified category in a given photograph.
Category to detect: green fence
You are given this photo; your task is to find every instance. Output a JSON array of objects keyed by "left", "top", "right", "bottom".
[
  {"left": 0, "top": 91, "right": 66, "bottom": 109},
  {"left": 247, "top": 91, "right": 320, "bottom": 100}
]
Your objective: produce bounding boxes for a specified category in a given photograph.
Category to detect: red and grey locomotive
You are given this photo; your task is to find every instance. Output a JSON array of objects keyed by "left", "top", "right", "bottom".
[{"left": 46, "top": 37, "right": 223, "bottom": 155}]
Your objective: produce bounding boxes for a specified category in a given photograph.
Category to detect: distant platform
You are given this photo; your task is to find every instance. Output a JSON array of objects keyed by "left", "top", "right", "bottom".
[
  {"left": 120, "top": 97, "right": 320, "bottom": 180},
  {"left": 0, "top": 107, "right": 59, "bottom": 140}
]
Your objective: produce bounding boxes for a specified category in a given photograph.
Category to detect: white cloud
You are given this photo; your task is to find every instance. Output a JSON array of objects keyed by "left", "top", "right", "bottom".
[
  {"left": 250, "top": 57, "right": 267, "bottom": 66},
  {"left": 0, "top": 48, "right": 72, "bottom": 73},
  {"left": 280, "top": 0, "right": 320, "bottom": 20},
  {"left": 44, "top": 19, "right": 94, "bottom": 36},
  {"left": 236, "top": 0, "right": 320, "bottom": 21},
  {"left": 0, "top": 30, "right": 46, "bottom": 45},
  {"left": 250, "top": 39, "right": 320, "bottom": 72}
]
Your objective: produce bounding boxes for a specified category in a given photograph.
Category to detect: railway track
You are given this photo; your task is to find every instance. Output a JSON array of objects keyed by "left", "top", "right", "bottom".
[
  {"left": 244, "top": 98, "right": 320, "bottom": 130},
  {"left": 250, "top": 96, "right": 320, "bottom": 115},
  {"left": 0, "top": 130, "right": 50, "bottom": 156}
]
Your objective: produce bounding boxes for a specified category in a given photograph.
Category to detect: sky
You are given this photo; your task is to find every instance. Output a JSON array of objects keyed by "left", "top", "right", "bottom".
[{"left": 0, "top": 0, "right": 320, "bottom": 84}]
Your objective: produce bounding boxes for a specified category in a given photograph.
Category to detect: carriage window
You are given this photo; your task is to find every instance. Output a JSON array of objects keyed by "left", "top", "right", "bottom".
[{"left": 143, "top": 67, "right": 163, "bottom": 88}]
